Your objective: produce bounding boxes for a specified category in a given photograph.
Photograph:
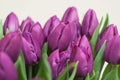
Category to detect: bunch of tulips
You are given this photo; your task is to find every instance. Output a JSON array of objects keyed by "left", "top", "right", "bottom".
[{"left": 0, "top": 7, "right": 120, "bottom": 80}]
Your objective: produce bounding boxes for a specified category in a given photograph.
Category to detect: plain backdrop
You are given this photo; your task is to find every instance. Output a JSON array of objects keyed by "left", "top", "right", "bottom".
[{"left": 0, "top": 0, "right": 120, "bottom": 32}]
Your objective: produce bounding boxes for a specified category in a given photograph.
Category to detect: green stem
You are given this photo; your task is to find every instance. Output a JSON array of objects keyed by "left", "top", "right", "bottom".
[
  {"left": 113, "top": 65, "right": 119, "bottom": 80},
  {"left": 28, "top": 66, "right": 32, "bottom": 80}
]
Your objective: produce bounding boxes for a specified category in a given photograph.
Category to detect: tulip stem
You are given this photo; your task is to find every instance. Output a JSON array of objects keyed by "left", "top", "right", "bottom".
[{"left": 28, "top": 66, "right": 32, "bottom": 79}]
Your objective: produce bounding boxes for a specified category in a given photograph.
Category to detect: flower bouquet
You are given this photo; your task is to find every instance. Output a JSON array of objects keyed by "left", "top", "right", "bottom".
[{"left": 0, "top": 7, "right": 120, "bottom": 80}]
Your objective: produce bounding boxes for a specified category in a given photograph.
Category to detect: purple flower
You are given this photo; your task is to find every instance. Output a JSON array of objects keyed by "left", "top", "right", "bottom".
[
  {"left": 104, "top": 35, "right": 120, "bottom": 64},
  {"left": 61, "top": 7, "right": 79, "bottom": 23},
  {"left": 43, "top": 15, "right": 60, "bottom": 41},
  {"left": 20, "top": 17, "right": 44, "bottom": 48},
  {"left": 81, "top": 9, "right": 99, "bottom": 39},
  {"left": 0, "top": 52, "right": 17, "bottom": 80},
  {"left": 3, "top": 12, "right": 19, "bottom": 35},
  {"left": 48, "top": 22, "right": 77, "bottom": 52},
  {"left": 62, "top": 7, "right": 81, "bottom": 37},
  {"left": 97, "top": 24, "right": 118, "bottom": 51},
  {"left": 0, "top": 31, "right": 21, "bottom": 62},
  {"left": 21, "top": 32, "right": 41, "bottom": 65},
  {"left": 70, "top": 35, "right": 93, "bottom": 77},
  {"left": 48, "top": 49, "right": 70, "bottom": 80}
]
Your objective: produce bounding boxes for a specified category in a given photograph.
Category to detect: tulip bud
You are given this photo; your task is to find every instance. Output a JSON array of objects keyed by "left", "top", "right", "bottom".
[
  {"left": 70, "top": 35, "right": 93, "bottom": 77},
  {"left": 0, "top": 52, "right": 17, "bottom": 80},
  {"left": 62, "top": 7, "right": 79, "bottom": 23},
  {"left": 20, "top": 17, "right": 44, "bottom": 48},
  {"left": 43, "top": 16, "right": 60, "bottom": 41},
  {"left": 0, "top": 31, "right": 21, "bottom": 62},
  {"left": 3, "top": 12, "right": 19, "bottom": 35},
  {"left": 48, "top": 22, "right": 77, "bottom": 52},
  {"left": 97, "top": 24, "right": 118, "bottom": 51},
  {"left": 48, "top": 49, "right": 70, "bottom": 80},
  {"left": 104, "top": 35, "right": 120, "bottom": 64},
  {"left": 21, "top": 32, "right": 41, "bottom": 65},
  {"left": 81, "top": 9, "right": 99, "bottom": 39},
  {"left": 31, "top": 22, "right": 45, "bottom": 48},
  {"left": 62, "top": 7, "right": 81, "bottom": 37},
  {"left": 20, "top": 17, "right": 34, "bottom": 32}
]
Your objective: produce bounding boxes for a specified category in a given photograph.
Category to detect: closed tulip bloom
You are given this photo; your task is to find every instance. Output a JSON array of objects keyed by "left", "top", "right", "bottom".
[
  {"left": 20, "top": 17, "right": 34, "bottom": 32},
  {"left": 81, "top": 9, "right": 99, "bottom": 39},
  {"left": 21, "top": 32, "right": 41, "bottom": 65},
  {"left": 62, "top": 7, "right": 81, "bottom": 37},
  {"left": 0, "top": 31, "right": 21, "bottom": 62},
  {"left": 70, "top": 35, "right": 93, "bottom": 77},
  {"left": 43, "top": 15, "right": 60, "bottom": 41},
  {"left": 104, "top": 35, "right": 120, "bottom": 64},
  {"left": 48, "top": 49, "right": 70, "bottom": 80},
  {"left": 20, "top": 17, "right": 44, "bottom": 48},
  {"left": 62, "top": 7, "right": 79, "bottom": 23},
  {"left": 96, "top": 24, "right": 118, "bottom": 51},
  {"left": 0, "top": 52, "right": 17, "bottom": 80},
  {"left": 3, "top": 12, "right": 19, "bottom": 35},
  {"left": 48, "top": 22, "right": 77, "bottom": 52},
  {"left": 31, "top": 22, "right": 44, "bottom": 48}
]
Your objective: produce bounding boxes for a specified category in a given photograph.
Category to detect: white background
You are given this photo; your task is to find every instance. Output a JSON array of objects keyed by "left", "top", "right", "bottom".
[{"left": 0, "top": 0, "right": 120, "bottom": 31}]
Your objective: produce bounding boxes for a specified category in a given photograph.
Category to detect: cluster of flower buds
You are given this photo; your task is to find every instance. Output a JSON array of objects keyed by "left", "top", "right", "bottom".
[{"left": 0, "top": 6, "right": 120, "bottom": 80}]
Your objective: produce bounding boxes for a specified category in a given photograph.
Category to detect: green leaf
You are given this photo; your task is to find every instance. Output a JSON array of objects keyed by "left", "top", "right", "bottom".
[
  {"left": 36, "top": 43, "right": 52, "bottom": 80},
  {"left": 0, "top": 20, "right": 3, "bottom": 39},
  {"left": 101, "top": 63, "right": 112, "bottom": 80},
  {"left": 57, "top": 62, "right": 78, "bottom": 80},
  {"left": 102, "top": 65, "right": 119, "bottom": 80},
  {"left": 118, "top": 66, "right": 120, "bottom": 79},
  {"left": 90, "top": 17, "right": 103, "bottom": 57},
  {"left": 100, "top": 14, "right": 109, "bottom": 33},
  {"left": 94, "top": 41, "right": 106, "bottom": 79},
  {"left": 15, "top": 52, "right": 27, "bottom": 80},
  {"left": 85, "top": 74, "right": 90, "bottom": 80},
  {"left": 69, "top": 61, "right": 78, "bottom": 80}
]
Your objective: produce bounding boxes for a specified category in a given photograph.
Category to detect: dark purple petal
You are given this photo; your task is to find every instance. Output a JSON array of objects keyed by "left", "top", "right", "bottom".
[
  {"left": 48, "top": 49, "right": 60, "bottom": 80},
  {"left": 82, "top": 9, "right": 99, "bottom": 38},
  {"left": 21, "top": 32, "right": 40, "bottom": 65},
  {"left": 31, "top": 22, "right": 45, "bottom": 48},
  {"left": 43, "top": 15, "right": 60, "bottom": 40},
  {"left": 0, "top": 31, "right": 21, "bottom": 62},
  {"left": 62, "top": 7, "right": 79, "bottom": 23},
  {"left": 48, "top": 23, "right": 64, "bottom": 51},
  {"left": 20, "top": 17, "right": 34, "bottom": 32},
  {"left": 104, "top": 35, "right": 120, "bottom": 64},
  {"left": 97, "top": 24, "right": 118, "bottom": 51},
  {"left": 58, "top": 23, "right": 72, "bottom": 51}
]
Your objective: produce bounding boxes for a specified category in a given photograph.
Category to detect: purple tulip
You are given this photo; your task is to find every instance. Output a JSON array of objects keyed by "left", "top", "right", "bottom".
[
  {"left": 70, "top": 35, "right": 93, "bottom": 77},
  {"left": 0, "top": 52, "right": 17, "bottom": 80},
  {"left": 62, "top": 7, "right": 81, "bottom": 37},
  {"left": 20, "top": 17, "right": 34, "bottom": 32},
  {"left": 48, "top": 49, "right": 70, "bottom": 80},
  {"left": 43, "top": 15, "right": 60, "bottom": 41},
  {"left": 48, "top": 22, "right": 77, "bottom": 52},
  {"left": 0, "top": 31, "right": 21, "bottom": 62},
  {"left": 21, "top": 32, "right": 41, "bottom": 65},
  {"left": 96, "top": 24, "right": 118, "bottom": 51},
  {"left": 104, "top": 35, "right": 120, "bottom": 64},
  {"left": 20, "top": 17, "right": 44, "bottom": 48},
  {"left": 81, "top": 9, "right": 99, "bottom": 39},
  {"left": 3, "top": 12, "right": 19, "bottom": 35},
  {"left": 61, "top": 7, "right": 79, "bottom": 23}
]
